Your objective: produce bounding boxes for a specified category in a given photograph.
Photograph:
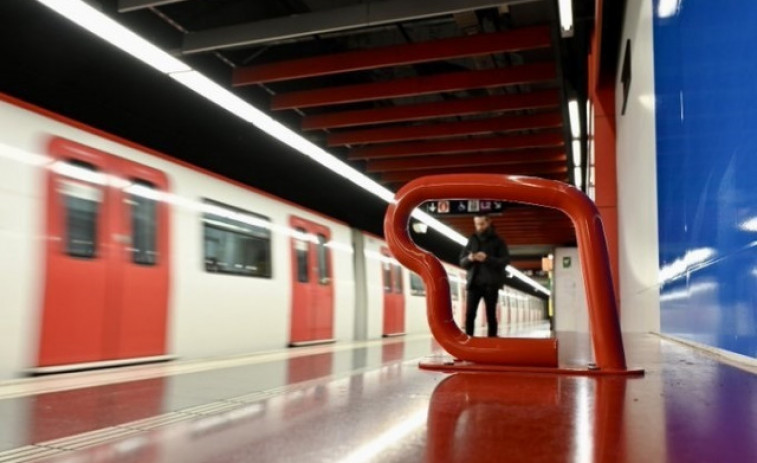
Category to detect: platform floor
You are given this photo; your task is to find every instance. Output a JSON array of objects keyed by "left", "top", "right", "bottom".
[{"left": 0, "top": 327, "right": 755, "bottom": 462}]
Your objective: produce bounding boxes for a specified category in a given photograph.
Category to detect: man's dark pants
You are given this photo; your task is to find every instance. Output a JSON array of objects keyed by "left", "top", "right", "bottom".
[{"left": 465, "top": 285, "right": 499, "bottom": 337}]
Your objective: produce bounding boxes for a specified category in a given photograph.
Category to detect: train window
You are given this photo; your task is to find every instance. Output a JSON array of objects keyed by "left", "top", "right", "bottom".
[
  {"left": 392, "top": 264, "right": 403, "bottom": 294},
  {"left": 129, "top": 180, "right": 157, "bottom": 266},
  {"left": 202, "top": 199, "right": 272, "bottom": 278},
  {"left": 295, "top": 227, "right": 309, "bottom": 283},
  {"left": 410, "top": 272, "right": 426, "bottom": 296},
  {"left": 316, "top": 233, "right": 330, "bottom": 285},
  {"left": 60, "top": 160, "right": 101, "bottom": 259},
  {"left": 382, "top": 260, "right": 392, "bottom": 293}
]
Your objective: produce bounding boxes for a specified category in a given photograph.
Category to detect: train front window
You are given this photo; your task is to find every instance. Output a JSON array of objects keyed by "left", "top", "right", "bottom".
[
  {"left": 295, "top": 228, "right": 309, "bottom": 283},
  {"left": 202, "top": 199, "right": 272, "bottom": 278},
  {"left": 316, "top": 233, "right": 330, "bottom": 285},
  {"left": 129, "top": 180, "right": 157, "bottom": 266},
  {"left": 60, "top": 160, "right": 101, "bottom": 259}
]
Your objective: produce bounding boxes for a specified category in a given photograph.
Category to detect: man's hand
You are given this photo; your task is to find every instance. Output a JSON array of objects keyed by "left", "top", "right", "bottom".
[{"left": 473, "top": 252, "right": 487, "bottom": 262}]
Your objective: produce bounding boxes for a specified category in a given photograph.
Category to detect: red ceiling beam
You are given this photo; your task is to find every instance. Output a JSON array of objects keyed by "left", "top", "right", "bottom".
[
  {"left": 301, "top": 89, "right": 560, "bottom": 130},
  {"left": 386, "top": 172, "right": 569, "bottom": 189},
  {"left": 378, "top": 161, "right": 566, "bottom": 183},
  {"left": 233, "top": 26, "right": 551, "bottom": 85},
  {"left": 272, "top": 63, "right": 556, "bottom": 110},
  {"left": 328, "top": 112, "right": 562, "bottom": 146},
  {"left": 366, "top": 148, "right": 565, "bottom": 173},
  {"left": 349, "top": 132, "right": 564, "bottom": 159}
]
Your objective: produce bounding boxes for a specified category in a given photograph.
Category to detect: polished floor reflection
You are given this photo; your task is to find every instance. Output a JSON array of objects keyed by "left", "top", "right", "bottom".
[{"left": 0, "top": 331, "right": 755, "bottom": 462}]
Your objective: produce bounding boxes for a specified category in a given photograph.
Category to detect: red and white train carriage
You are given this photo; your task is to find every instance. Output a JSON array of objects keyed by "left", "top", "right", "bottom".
[{"left": 0, "top": 94, "right": 545, "bottom": 381}]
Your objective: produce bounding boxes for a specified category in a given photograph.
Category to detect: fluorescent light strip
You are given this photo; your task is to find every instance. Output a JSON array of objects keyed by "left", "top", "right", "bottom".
[
  {"left": 507, "top": 266, "right": 551, "bottom": 296},
  {"left": 168, "top": 70, "right": 396, "bottom": 204},
  {"left": 557, "top": 0, "right": 574, "bottom": 35},
  {"left": 573, "top": 166, "right": 583, "bottom": 190},
  {"left": 572, "top": 139, "right": 581, "bottom": 167},
  {"left": 35, "top": 0, "right": 551, "bottom": 296},
  {"left": 568, "top": 99, "right": 581, "bottom": 138},
  {"left": 410, "top": 209, "right": 467, "bottom": 246}
]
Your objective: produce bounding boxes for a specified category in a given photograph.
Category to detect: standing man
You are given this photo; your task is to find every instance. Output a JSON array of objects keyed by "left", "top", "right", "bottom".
[{"left": 460, "top": 214, "right": 510, "bottom": 337}]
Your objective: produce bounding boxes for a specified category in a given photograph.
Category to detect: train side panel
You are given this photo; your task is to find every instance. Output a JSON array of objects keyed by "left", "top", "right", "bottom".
[
  {"left": 404, "top": 270, "right": 429, "bottom": 334},
  {"left": 0, "top": 98, "right": 358, "bottom": 379},
  {"left": 0, "top": 101, "right": 48, "bottom": 379},
  {"left": 361, "top": 234, "right": 388, "bottom": 339}
]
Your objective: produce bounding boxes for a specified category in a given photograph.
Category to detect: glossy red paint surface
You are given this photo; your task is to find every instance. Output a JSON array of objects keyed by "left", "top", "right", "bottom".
[
  {"left": 40, "top": 138, "right": 110, "bottom": 366},
  {"left": 384, "top": 174, "right": 627, "bottom": 371}
]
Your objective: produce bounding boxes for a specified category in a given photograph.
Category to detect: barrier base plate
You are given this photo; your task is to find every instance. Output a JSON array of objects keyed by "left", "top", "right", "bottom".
[{"left": 419, "top": 357, "right": 644, "bottom": 376}]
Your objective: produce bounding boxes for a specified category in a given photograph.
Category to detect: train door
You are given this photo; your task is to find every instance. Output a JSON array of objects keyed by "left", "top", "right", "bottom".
[
  {"left": 38, "top": 137, "right": 170, "bottom": 367},
  {"left": 289, "top": 216, "right": 334, "bottom": 345},
  {"left": 381, "top": 248, "right": 405, "bottom": 336},
  {"left": 108, "top": 158, "right": 170, "bottom": 359},
  {"left": 39, "top": 139, "right": 111, "bottom": 365}
]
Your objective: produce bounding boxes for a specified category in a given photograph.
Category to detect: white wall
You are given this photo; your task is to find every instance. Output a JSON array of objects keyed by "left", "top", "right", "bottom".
[
  {"left": 553, "top": 247, "right": 589, "bottom": 332},
  {"left": 615, "top": 0, "right": 661, "bottom": 332}
]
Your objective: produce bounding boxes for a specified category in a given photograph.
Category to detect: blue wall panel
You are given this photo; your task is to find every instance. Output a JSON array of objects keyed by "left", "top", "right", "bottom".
[{"left": 654, "top": 0, "right": 757, "bottom": 357}]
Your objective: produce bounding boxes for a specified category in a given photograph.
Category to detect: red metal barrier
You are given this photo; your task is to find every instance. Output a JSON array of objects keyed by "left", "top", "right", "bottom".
[{"left": 384, "top": 174, "right": 641, "bottom": 375}]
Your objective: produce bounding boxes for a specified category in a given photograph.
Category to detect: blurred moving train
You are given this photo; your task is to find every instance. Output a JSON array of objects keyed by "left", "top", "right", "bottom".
[{"left": 0, "top": 94, "right": 546, "bottom": 381}]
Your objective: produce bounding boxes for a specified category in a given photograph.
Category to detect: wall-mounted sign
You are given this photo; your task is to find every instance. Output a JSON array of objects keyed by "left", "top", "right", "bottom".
[{"left": 423, "top": 199, "right": 504, "bottom": 216}]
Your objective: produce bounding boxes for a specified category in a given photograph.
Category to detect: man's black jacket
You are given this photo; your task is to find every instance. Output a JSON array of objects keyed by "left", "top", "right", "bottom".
[{"left": 459, "top": 226, "right": 510, "bottom": 289}]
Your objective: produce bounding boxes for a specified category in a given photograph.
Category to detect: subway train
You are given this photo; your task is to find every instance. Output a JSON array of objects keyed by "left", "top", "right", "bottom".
[{"left": 0, "top": 94, "right": 546, "bottom": 382}]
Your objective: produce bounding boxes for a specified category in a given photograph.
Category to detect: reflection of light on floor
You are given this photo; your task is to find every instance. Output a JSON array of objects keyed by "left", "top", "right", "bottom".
[
  {"left": 338, "top": 408, "right": 427, "bottom": 463},
  {"left": 573, "top": 378, "right": 593, "bottom": 463}
]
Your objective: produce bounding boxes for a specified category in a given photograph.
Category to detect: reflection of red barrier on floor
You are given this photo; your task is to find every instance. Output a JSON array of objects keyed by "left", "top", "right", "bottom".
[
  {"left": 425, "top": 373, "right": 629, "bottom": 462},
  {"left": 384, "top": 174, "right": 642, "bottom": 375}
]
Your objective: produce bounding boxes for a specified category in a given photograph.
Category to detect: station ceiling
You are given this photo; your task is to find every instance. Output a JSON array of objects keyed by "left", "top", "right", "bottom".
[{"left": 0, "top": 0, "right": 623, "bottom": 293}]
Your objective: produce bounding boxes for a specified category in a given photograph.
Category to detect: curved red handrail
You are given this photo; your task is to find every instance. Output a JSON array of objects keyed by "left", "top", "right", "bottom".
[{"left": 384, "top": 174, "right": 627, "bottom": 371}]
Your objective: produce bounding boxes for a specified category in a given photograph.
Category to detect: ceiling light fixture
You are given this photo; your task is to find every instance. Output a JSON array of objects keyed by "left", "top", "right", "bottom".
[
  {"left": 557, "top": 0, "right": 574, "bottom": 37},
  {"left": 573, "top": 166, "right": 583, "bottom": 190},
  {"left": 35, "top": 0, "right": 551, "bottom": 296},
  {"left": 568, "top": 99, "right": 581, "bottom": 138},
  {"left": 572, "top": 139, "right": 581, "bottom": 167}
]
